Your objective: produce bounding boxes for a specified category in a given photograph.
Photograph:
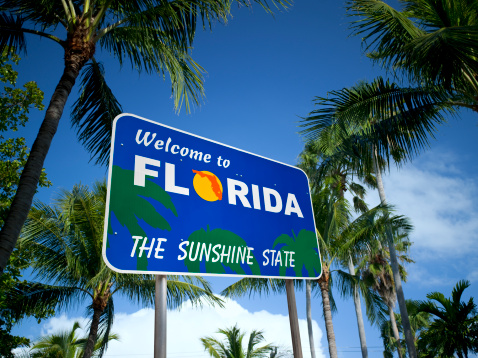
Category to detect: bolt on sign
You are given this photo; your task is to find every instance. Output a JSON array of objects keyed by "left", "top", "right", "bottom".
[{"left": 103, "top": 114, "right": 322, "bottom": 279}]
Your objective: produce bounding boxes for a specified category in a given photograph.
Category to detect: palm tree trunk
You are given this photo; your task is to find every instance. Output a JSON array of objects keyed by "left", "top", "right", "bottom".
[
  {"left": 347, "top": 256, "right": 368, "bottom": 358},
  {"left": 373, "top": 151, "right": 417, "bottom": 358},
  {"left": 0, "top": 64, "right": 80, "bottom": 272},
  {"left": 306, "top": 280, "right": 316, "bottom": 358},
  {"left": 83, "top": 307, "right": 103, "bottom": 358},
  {"left": 318, "top": 271, "right": 338, "bottom": 358},
  {"left": 388, "top": 305, "right": 403, "bottom": 358}
]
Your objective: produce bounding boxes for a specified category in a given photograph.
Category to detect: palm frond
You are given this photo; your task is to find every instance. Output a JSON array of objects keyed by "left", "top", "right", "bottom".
[
  {"left": 0, "top": 13, "right": 27, "bottom": 54},
  {"left": 346, "top": 0, "right": 425, "bottom": 70},
  {"left": 98, "top": 26, "right": 205, "bottom": 112},
  {"left": 0, "top": 0, "right": 68, "bottom": 27},
  {"left": 221, "top": 278, "right": 285, "bottom": 298},
  {"left": 300, "top": 78, "right": 457, "bottom": 169},
  {"left": 9, "top": 281, "right": 87, "bottom": 315},
  {"left": 347, "top": 0, "right": 478, "bottom": 95},
  {"left": 71, "top": 60, "right": 122, "bottom": 166}
]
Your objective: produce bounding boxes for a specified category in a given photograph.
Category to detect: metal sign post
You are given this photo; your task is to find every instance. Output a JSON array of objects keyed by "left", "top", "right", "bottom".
[
  {"left": 154, "top": 275, "right": 167, "bottom": 358},
  {"left": 286, "top": 279, "right": 303, "bottom": 358}
]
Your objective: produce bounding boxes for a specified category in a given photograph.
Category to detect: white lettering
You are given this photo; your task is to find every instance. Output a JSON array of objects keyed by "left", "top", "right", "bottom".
[
  {"left": 237, "top": 246, "right": 247, "bottom": 264},
  {"left": 199, "top": 243, "right": 212, "bottom": 261},
  {"left": 262, "top": 249, "right": 270, "bottom": 266},
  {"left": 189, "top": 150, "right": 203, "bottom": 161},
  {"left": 134, "top": 155, "right": 160, "bottom": 187},
  {"left": 178, "top": 241, "right": 189, "bottom": 260},
  {"left": 188, "top": 241, "right": 200, "bottom": 261},
  {"left": 135, "top": 130, "right": 156, "bottom": 146},
  {"left": 227, "top": 179, "right": 251, "bottom": 208},
  {"left": 165, "top": 163, "right": 189, "bottom": 195},
  {"left": 220, "top": 245, "right": 232, "bottom": 263},
  {"left": 212, "top": 244, "right": 221, "bottom": 262},
  {"left": 154, "top": 238, "right": 167, "bottom": 259},
  {"left": 139, "top": 237, "right": 155, "bottom": 258},
  {"left": 263, "top": 187, "right": 282, "bottom": 213},
  {"left": 274, "top": 250, "right": 283, "bottom": 266},
  {"left": 154, "top": 140, "right": 164, "bottom": 150},
  {"left": 246, "top": 247, "right": 255, "bottom": 265},
  {"left": 171, "top": 144, "right": 180, "bottom": 154},
  {"left": 165, "top": 137, "right": 172, "bottom": 152},
  {"left": 131, "top": 236, "right": 143, "bottom": 257},
  {"left": 285, "top": 194, "right": 303, "bottom": 218},
  {"left": 251, "top": 184, "right": 261, "bottom": 210},
  {"left": 180, "top": 147, "right": 189, "bottom": 156}
]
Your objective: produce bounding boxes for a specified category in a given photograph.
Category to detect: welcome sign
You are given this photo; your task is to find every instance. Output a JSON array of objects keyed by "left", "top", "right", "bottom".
[{"left": 103, "top": 114, "right": 321, "bottom": 279}]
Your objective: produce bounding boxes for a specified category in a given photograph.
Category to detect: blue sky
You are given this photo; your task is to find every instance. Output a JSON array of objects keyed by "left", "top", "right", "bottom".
[{"left": 9, "top": 1, "right": 478, "bottom": 357}]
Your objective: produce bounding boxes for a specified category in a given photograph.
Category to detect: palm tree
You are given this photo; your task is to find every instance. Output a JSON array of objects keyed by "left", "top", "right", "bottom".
[
  {"left": 222, "top": 165, "right": 388, "bottom": 358},
  {"left": 19, "top": 181, "right": 222, "bottom": 358},
  {"left": 0, "top": 0, "right": 289, "bottom": 273},
  {"left": 360, "top": 226, "right": 414, "bottom": 358},
  {"left": 201, "top": 325, "right": 276, "bottom": 358},
  {"left": 380, "top": 300, "right": 430, "bottom": 358},
  {"left": 415, "top": 280, "right": 478, "bottom": 358},
  {"left": 298, "top": 143, "right": 373, "bottom": 358},
  {"left": 380, "top": 300, "right": 431, "bottom": 358},
  {"left": 299, "top": 2, "right": 477, "bottom": 357},
  {"left": 29, "top": 321, "right": 118, "bottom": 358},
  {"left": 299, "top": 80, "right": 423, "bottom": 358}
]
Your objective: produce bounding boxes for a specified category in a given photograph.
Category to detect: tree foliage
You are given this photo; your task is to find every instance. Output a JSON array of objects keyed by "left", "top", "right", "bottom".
[
  {"left": 20, "top": 181, "right": 222, "bottom": 358},
  {"left": 415, "top": 280, "right": 478, "bottom": 358},
  {"left": 0, "top": 50, "right": 52, "bottom": 358},
  {"left": 201, "top": 325, "right": 279, "bottom": 358},
  {"left": 0, "top": 50, "right": 50, "bottom": 226}
]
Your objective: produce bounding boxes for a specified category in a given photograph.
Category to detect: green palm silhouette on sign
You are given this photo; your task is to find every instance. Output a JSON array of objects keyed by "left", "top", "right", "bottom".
[
  {"left": 273, "top": 229, "right": 321, "bottom": 277},
  {"left": 108, "top": 165, "right": 177, "bottom": 270},
  {"left": 184, "top": 226, "right": 261, "bottom": 276}
]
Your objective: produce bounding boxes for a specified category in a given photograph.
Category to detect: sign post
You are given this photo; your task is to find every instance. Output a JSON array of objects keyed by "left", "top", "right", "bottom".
[
  {"left": 103, "top": 113, "right": 322, "bottom": 357},
  {"left": 154, "top": 275, "right": 167, "bottom": 358},
  {"left": 286, "top": 279, "right": 303, "bottom": 358}
]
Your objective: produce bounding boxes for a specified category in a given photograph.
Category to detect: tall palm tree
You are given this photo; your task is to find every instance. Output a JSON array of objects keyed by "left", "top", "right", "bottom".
[
  {"left": 298, "top": 142, "right": 373, "bottom": 358},
  {"left": 19, "top": 181, "right": 222, "bottom": 358},
  {"left": 380, "top": 300, "right": 431, "bottom": 358},
  {"left": 299, "top": 80, "right": 424, "bottom": 358},
  {"left": 222, "top": 167, "right": 387, "bottom": 358},
  {"left": 301, "top": 3, "right": 478, "bottom": 357},
  {"left": 0, "top": 0, "right": 289, "bottom": 273},
  {"left": 360, "top": 227, "right": 414, "bottom": 358},
  {"left": 201, "top": 325, "right": 276, "bottom": 358},
  {"left": 415, "top": 280, "right": 478, "bottom": 358}
]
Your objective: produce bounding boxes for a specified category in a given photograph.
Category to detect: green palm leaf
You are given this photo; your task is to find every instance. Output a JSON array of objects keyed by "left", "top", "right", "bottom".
[
  {"left": 71, "top": 60, "right": 122, "bottom": 166},
  {"left": 347, "top": 0, "right": 478, "bottom": 94},
  {"left": 300, "top": 78, "right": 458, "bottom": 168},
  {"left": 201, "top": 325, "right": 275, "bottom": 358}
]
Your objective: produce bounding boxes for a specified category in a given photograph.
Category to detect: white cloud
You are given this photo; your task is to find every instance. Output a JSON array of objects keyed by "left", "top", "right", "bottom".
[
  {"left": 365, "top": 153, "right": 478, "bottom": 259},
  {"left": 39, "top": 314, "right": 89, "bottom": 337},
  {"left": 28, "top": 298, "right": 326, "bottom": 358}
]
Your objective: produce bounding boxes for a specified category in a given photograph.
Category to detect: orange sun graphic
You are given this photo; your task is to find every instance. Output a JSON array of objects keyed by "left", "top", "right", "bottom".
[{"left": 192, "top": 170, "right": 223, "bottom": 201}]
